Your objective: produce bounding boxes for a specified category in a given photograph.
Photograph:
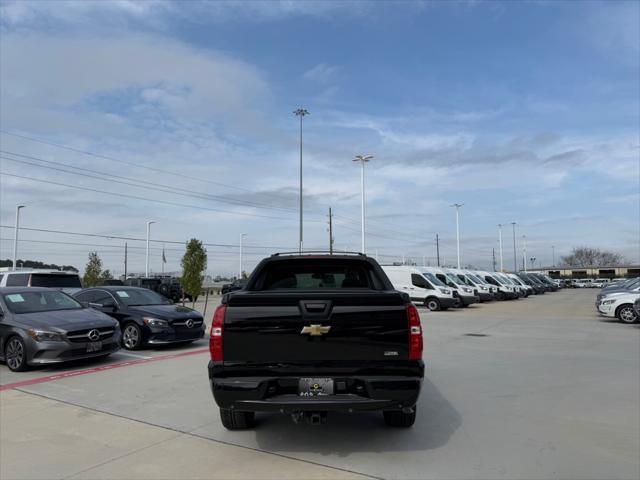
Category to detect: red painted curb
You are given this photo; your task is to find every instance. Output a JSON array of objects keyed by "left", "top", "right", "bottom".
[{"left": 0, "top": 348, "right": 209, "bottom": 391}]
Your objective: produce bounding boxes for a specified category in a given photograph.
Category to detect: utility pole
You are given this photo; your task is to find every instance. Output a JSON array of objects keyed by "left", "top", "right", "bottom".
[
  {"left": 328, "top": 207, "right": 334, "bottom": 254},
  {"left": 498, "top": 223, "right": 504, "bottom": 272},
  {"left": 353, "top": 154, "right": 373, "bottom": 253},
  {"left": 511, "top": 222, "right": 517, "bottom": 272},
  {"left": 124, "top": 242, "right": 128, "bottom": 279},
  {"left": 294, "top": 108, "right": 309, "bottom": 253},
  {"left": 12, "top": 205, "right": 25, "bottom": 270},
  {"left": 145, "top": 220, "right": 155, "bottom": 278},
  {"left": 552, "top": 245, "right": 555, "bottom": 267},
  {"left": 450, "top": 203, "right": 463, "bottom": 268},
  {"left": 436, "top": 234, "right": 440, "bottom": 266},
  {"left": 492, "top": 248, "right": 497, "bottom": 271},
  {"left": 239, "top": 233, "right": 247, "bottom": 280},
  {"left": 523, "top": 235, "right": 528, "bottom": 273}
]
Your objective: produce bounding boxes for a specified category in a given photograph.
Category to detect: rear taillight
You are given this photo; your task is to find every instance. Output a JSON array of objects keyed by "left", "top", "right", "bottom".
[
  {"left": 407, "top": 304, "right": 423, "bottom": 360},
  {"left": 210, "top": 304, "right": 226, "bottom": 361}
]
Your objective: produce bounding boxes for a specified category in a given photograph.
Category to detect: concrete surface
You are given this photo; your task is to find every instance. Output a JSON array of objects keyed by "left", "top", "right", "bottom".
[{"left": 1, "top": 289, "right": 638, "bottom": 479}]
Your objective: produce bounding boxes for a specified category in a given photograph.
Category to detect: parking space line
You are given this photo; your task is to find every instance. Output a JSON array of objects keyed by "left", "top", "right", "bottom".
[
  {"left": 0, "top": 348, "right": 209, "bottom": 392},
  {"left": 115, "top": 352, "right": 153, "bottom": 359}
]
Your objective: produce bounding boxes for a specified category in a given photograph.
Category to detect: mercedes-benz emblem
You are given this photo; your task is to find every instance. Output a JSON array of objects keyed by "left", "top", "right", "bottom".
[
  {"left": 185, "top": 319, "right": 194, "bottom": 329},
  {"left": 87, "top": 329, "right": 101, "bottom": 341}
]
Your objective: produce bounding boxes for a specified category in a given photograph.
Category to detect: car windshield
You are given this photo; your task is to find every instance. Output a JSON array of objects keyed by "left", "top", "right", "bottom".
[
  {"left": 469, "top": 274, "right": 486, "bottom": 285},
  {"left": 114, "top": 289, "right": 170, "bottom": 306},
  {"left": 422, "top": 272, "right": 447, "bottom": 287},
  {"left": 30, "top": 273, "right": 82, "bottom": 288},
  {"left": 3, "top": 290, "right": 83, "bottom": 314},
  {"left": 445, "top": 273, "right": 464, "bottom": 286},
  {"left": 499, "top": 275, "right": 516, "bottom": 285},
  {"left": 490, "top": 274, "right": 507, "bottom": 286}
]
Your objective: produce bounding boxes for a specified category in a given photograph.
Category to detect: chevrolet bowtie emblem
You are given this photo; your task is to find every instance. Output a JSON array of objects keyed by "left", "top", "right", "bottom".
[{"left": 301, "top": 324, "right": 331, "bottom": 336}]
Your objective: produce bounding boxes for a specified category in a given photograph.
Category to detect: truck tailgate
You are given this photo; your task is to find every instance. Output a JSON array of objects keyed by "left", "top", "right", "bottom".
[{"left": 223, "top": 290, "right": 410, "bottom": 363}]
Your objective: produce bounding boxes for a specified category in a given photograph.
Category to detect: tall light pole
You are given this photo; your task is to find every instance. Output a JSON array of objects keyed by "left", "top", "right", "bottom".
[
  {"left": 294, "top": 108, "right": 309, "bottom": 253},
  {"left": 451, "top": 203, "right": 463, "bottom": 268},
  {"left": 353, "top": 154, "right": 373, "bottom": 253},
  {"left": 511, "top": 222, "right": 517, "bottom": 272},
  {"left": 498, "top": 223, "right": 504, "bottom": 272},
  {"left": 239, "top": 233, "right": 247, "bottom": 280},
  {"left": 522, "top": 235, "right": 528, "bottom": 273},
  {"left": 12, "top": 205, "right": 25, "bottom": 270},
  {"left": 552, "top": 245, "right": 555, "bottom": 267},
  {"left": 145, "top": 220, "right": 155, "bottom": 277}
]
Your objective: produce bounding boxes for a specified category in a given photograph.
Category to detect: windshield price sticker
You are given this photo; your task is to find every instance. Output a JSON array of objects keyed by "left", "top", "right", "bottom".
[
  {"left": 6, "top": 294, "right": 25, "bottom": 303},
  {"left": 116, "top": 291, "right": 130, "bottom": 298}
]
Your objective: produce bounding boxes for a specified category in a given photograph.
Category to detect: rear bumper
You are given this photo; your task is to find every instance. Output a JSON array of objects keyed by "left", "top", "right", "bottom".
[{"left": 210, "top": 375, "right": 423, "bottom": 413}]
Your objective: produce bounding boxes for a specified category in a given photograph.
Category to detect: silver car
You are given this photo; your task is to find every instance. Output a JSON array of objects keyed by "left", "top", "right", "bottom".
[{"left": 0, "top": 287, "right": 120, "bottom": 371}]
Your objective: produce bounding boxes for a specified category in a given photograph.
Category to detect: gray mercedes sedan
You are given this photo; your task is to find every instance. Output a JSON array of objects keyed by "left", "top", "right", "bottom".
[{"left": 0, "top": 287, "right": 121, "bottom": 371}]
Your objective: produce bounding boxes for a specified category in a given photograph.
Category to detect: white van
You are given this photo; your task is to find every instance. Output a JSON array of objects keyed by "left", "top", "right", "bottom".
[
  {"left": 421, "top": 267, "right": 479, "bottom": 307},
  {"left": 477, "top": 271, "right": 517, "bottom": 300},
  {"left": 0, "top": 269, "right": 83, "bottom": 294},
  {"left": 382, "top": 265, "right": 456, "bottom": 311},
  {"left": 448, "top": 268, "right": 494, "bottom": 302}
]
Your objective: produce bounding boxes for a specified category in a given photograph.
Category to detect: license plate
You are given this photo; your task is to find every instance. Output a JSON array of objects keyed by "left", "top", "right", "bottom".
[
  {"left": 298, "top": 378, "right": 334, "bottom": 397},
  {"left": 86, "top": 341, "right": 102, "bottom": 353}
]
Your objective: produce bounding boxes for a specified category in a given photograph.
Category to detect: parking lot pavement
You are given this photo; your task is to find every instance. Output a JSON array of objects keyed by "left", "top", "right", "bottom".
[
  {"left": 1, "top": 289, "right": 639, "bottom": 480},
  {"left": 0, "top": 390, "right": 370, "bottom": 480}
]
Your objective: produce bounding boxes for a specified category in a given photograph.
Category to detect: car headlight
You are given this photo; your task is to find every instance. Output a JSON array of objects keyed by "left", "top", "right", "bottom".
[
  {"left": 480, "top": 285, "right": 488, "bottom": 290},
  {"left": 439, "top": 288, "right": 450, "bottom": 294},
  {"left": 27, "top": 328, "right": 65, "bottom": 342},
  {"left": 143, "top": 317, "right": 169, "bottom": 327},
  {"left": 463, "top": 287, "right": 472, "bottom": 294},
  {"left": 601, "top": 300, "right": 616, "bottom": 305}
]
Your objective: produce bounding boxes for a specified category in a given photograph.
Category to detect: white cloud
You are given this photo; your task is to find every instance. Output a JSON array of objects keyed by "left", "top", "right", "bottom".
[{"left": 303, "top": 63, "right": 341, "bottom": 84}]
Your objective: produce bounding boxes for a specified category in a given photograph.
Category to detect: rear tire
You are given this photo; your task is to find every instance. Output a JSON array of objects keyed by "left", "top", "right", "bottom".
[
  {"left": 425, "top": 298, "right": 441, "bottom": 311},
  {"left": 383, "top": 408, "right": 416, "bottom": 428},
  {"left": 220, "top": 408, "right": 255, "bottom": 430}
]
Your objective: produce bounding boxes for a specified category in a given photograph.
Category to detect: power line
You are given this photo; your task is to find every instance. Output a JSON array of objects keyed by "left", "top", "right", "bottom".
[
  {"left": 0, "top": 172, "right": 324, "bottom": 222},
  {"left": 1, "top": 151, "right": 302, "bottom": 214},
  {"left": 0, "top": 225, "right": 293, "bottom": 250}
]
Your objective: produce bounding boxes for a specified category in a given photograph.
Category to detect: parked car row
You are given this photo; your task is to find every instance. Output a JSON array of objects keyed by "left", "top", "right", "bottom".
[
  {"left": 595, "top": 277, "right": 640, "bottom": 324},
  {"left": 380, "top": 266, "right": 560, "bottom": 311},
  {"left": 0, "top": 270, "right": 205, "bottom": 371}
]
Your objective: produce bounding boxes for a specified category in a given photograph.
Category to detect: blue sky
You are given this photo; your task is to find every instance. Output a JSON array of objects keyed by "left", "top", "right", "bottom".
[{"left": 0, "top": 0, "right": 638, "bottom": 275}]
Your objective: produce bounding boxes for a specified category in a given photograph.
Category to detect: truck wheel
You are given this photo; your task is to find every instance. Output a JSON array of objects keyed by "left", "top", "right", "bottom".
[
  {"left": 383, "top": 408, "right": 416, "bottom": 428},
  {"left": 616, "top": 304, "right": 639, "bottom": 324},
  {"left": 159, "top": 284, "right": 170, "bottom": 297},
  {"left": 453, "top": 297, "right": 462, "bottom": 308},
  {"left": 220, "top": 408, "right": 255, "bottom": 429},
  {"left": 425, "top": 298, "right": 440, "bottom": 311}
]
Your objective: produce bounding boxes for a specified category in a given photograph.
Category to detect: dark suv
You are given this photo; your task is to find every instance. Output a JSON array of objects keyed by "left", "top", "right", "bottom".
[{"left": 124, "top": 277, "right": 183, "bottom": 303}]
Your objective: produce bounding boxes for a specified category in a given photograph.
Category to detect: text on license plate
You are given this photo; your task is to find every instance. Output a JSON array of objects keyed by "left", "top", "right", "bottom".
[
  {"left": 298, "top": 378, "right": 334, "bottom": 397},
  {"left": 86, "top": 341, "right": 102, "bottom": 353}
]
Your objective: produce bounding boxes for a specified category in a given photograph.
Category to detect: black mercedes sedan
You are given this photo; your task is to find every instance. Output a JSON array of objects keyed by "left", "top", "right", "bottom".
[
  {"left": 0, "top": 287, "right": 121, "bottom": 372},
  {"left": 73, "top": 287, "right": 205, "bottom": 350}
]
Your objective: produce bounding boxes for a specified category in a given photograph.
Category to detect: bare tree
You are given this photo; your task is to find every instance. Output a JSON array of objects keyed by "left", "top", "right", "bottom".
[{"left": 560, "top": 247, "right": 624, "bottom": 267}]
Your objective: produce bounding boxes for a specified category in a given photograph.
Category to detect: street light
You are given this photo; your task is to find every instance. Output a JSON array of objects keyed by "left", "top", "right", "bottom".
[
  {"left": 145, "top": 220, "right": 156, "bottom": 277},
  {"left": 450, "top": 203, "right": 463, "bottom": 268},
  {"left": 530, "top": 257, "right": 536, "bottom": 270},
  {"left": 511, "top": 222, "right": 517, "bottom": 272},
  {"left": 552, "top": 245, "right": 555, "bottom": 267},
  {"left": 12, "top": 205, "right": 25, "bottom": 271},
  {"left": 294, "top": 108, "right": 309, "bottom": 253},
  {"left": 353, "top": 154, "right": 373, "bottom": 253},
  {"left": 239, "top": 233, "right": 247, "bottom": 280},
  {"left": 522, "top": 235, "right": 528, "bottom": 273},
  {"left": 498, "top": 223, "right": 504, "bottom": 272}
]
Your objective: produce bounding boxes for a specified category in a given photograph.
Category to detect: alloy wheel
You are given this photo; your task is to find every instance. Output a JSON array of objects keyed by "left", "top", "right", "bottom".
[
  {"left": 123, "top": 325, "right": 140, "bottom": 349},
  {"left": 6, "top": 338, "right": 25, "bottom": 371},
  {"left": 619, "top": 307, "right": 638, "bottom": 324}
]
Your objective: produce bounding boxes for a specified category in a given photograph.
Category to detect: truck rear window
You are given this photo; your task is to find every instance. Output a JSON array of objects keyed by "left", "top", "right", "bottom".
[
  {"left": 30, "top": 274, "right": 82, "bottom": 288},
  {"left": 255, "top": 260, "right": 385, "bottom": 290}
]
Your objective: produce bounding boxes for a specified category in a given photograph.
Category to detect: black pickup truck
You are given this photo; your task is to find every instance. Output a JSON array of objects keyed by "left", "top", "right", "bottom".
[{"left": 207, "top": 253, "right": 424, "bottom": 429}]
